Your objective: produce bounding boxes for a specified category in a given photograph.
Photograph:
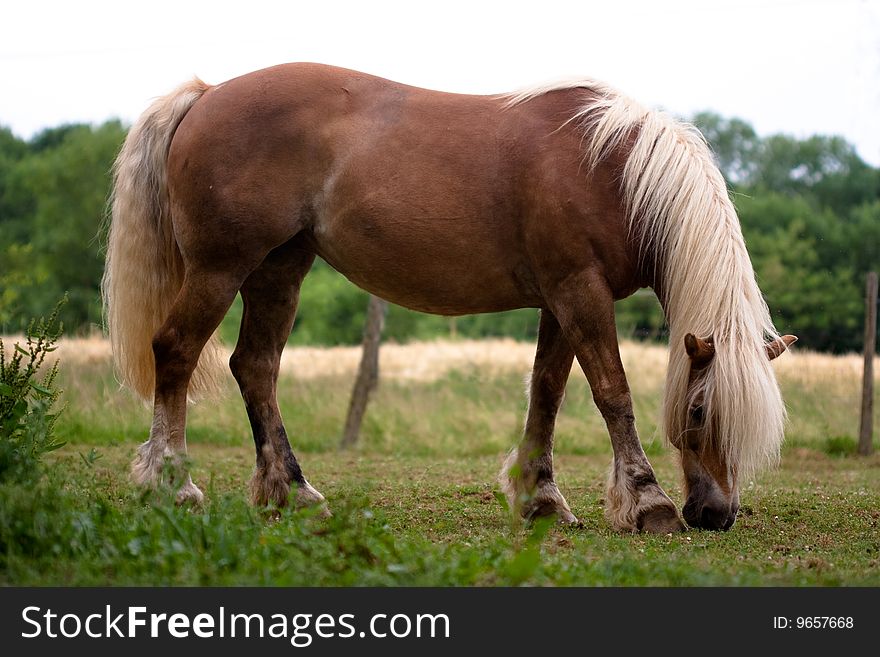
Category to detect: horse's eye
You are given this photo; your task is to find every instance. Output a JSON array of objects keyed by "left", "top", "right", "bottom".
[{"left": 690, "top": 406, "right": 704, "bottom": 424}]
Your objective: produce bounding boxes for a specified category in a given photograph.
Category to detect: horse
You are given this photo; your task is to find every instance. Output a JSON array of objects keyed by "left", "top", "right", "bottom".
[{"left": 102, "top": 63, "right": 796, "bottom": 533}]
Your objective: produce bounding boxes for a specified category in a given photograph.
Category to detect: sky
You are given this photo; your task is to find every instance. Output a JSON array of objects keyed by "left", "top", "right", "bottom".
[{"left": 2, "top": 0, "right": 879, "bottom": 165}]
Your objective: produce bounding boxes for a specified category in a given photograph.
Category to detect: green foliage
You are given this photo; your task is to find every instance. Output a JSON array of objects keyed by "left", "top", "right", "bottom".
[
  {"left": 694, "top": 112, "right": 879, "bottom": 352},
  {"left": 614, "top": 291, "right": 667, "bottom": 342},
  {"left": 0, "top": 480, "right": 408, "bottom": 586},
  {"left": 0, "top": 121, "right": 126, "bottom": 334},
  {"left": 0, "top": 243, "right": 44, "bottom": 326},
  {"left": 692, "top": 111, "right": 761, "bottom": 184},
  {"left": 822, "top": 435, "right": 857, "bottom": 458},
  {"left": 738, "top": 200, "right": 863, "bottom": 350},
  {"left": 294, "top": 261, "right": 372, "bottom": 345},
  {"left": 736, "top": 193, "right": 877, "bottom": 352},
  {"left": 0, "top": 301, "right": 65, "bottom": 483}
]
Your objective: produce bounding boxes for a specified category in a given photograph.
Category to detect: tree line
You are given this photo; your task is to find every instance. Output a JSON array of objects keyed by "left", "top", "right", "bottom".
[{"left": 0, "top": 113, "right": 877, "bottom": 352}]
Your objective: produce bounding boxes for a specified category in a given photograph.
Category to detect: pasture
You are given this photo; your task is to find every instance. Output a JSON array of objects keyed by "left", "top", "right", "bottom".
[{"left": 2, "top": 338, "right": 878, "bottom": 586}]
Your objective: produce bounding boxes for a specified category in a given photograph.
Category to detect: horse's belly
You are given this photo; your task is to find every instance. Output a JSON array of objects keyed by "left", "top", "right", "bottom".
[{"left": 309, "top": 214, "right": 541, "bottom": 315}]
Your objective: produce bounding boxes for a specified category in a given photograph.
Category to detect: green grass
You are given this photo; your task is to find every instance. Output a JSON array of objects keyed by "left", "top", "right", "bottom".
[{"left": 2, "top": 350, "right": 878, "bottom": 586}]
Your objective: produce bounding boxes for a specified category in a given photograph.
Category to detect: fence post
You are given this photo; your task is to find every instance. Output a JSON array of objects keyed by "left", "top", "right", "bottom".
[
  {"left": 340, "top": 295, "right": 388, "bottom": 449},
  {"left": 858, "top": 271, "right": 877, "bottom": 456}
]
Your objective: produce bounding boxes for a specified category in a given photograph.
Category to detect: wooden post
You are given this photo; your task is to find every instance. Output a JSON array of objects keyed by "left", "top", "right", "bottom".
[
  {"left": 858, "top": 271, "right": 877, "bottom": 456},
  {"left": 340, "top": 295, "right": 388, "bottom": 449}
]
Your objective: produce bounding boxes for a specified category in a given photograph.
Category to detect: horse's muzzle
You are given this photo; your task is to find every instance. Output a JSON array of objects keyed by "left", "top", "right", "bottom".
[{"left": 682, "top": 493, "right": 739, "bottom": 531}]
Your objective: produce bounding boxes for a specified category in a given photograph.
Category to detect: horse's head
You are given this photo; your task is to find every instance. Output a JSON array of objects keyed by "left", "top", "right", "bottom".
[{"left": 672, "top": 332, "right": 797, "bottom": 530}]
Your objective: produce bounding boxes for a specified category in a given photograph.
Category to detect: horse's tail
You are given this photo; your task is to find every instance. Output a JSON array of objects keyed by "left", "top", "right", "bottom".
[{"left": 102, "top": 77, "right": 222, "bottom": 401}]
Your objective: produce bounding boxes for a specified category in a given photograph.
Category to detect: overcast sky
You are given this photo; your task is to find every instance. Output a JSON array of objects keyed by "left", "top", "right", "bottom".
[{"left": 2, "top": 0, "right": 879, "bottom": 165}]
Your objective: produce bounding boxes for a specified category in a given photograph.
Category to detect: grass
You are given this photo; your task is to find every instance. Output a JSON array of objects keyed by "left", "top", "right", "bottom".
[{"left": 2, "top": 338, "right": 878, "bottom": 586}]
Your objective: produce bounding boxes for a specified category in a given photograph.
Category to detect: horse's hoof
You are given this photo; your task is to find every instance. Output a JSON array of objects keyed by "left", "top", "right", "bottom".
[
  {"left": 638, "top": 504, "right": 686, "bottom": 534},
  {"left": 556, "top": 508, "right": 580, "bottom": 525},
  {"left": 295, "top": 480, "right": 331, "bottom": 517},
  {"left": 175, "top": 480, "right": 205, "bottom": 507},
  {"left": 524, "top": 501, "right": 579, "bottom": 526}
]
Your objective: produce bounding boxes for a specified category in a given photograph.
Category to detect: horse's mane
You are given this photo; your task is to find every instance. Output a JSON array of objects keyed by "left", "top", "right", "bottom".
[{"left": 504, "top": 80, "right": 786, "bottom": 477}]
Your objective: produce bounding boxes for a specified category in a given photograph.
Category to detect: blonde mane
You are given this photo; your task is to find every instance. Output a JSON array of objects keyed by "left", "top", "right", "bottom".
[{"left": 505, "top": 80, "right": 786, "bottom": 477}]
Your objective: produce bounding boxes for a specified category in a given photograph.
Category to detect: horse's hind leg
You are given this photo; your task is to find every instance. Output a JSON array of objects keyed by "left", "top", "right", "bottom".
[
  {"left": 500, "top": 309, "right": 578, "bottom": 524},
  {"left": 228, "top": 239, "right": 325, "bottom": 512},
  {"left": 549, "top": 272, "right": 686, "bottom": 533},
  {"left": 132, "top": 268, "right": 245, "bottom": 505}
]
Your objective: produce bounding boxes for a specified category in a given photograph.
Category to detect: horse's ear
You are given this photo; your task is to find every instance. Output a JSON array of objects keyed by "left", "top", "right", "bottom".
[
  {"left": 684, "top": 333, "right": 715, "bottom": 368},
  {"left": 766, "top": 334, "right": 798, "bottom": 360}
]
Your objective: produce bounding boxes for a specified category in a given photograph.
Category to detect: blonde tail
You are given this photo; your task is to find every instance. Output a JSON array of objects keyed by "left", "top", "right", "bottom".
[{"left": 102, "top": 78, "right": 223, "bottom": 401}]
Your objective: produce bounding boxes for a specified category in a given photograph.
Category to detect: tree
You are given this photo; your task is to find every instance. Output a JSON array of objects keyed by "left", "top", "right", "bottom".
[
  {"left": 340, "top": 295, "right": 388, "bottom": 449},
  {"left": 0, "top": 126, "right": 32, "bottom": 248},
  {"left": 746, "top": 218, "right": 861, "bottom": 351},
  {"left": 0, "top": 121, "right": 126, "bottom": 332},
  {"left": 698, "top": 114, "right": 878, "bottom": 353},
  {"left": 692, "top": 111, "right": 761, "bottom": 184}
]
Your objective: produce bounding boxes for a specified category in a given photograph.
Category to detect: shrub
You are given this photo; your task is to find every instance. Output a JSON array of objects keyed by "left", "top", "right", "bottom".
[
  {"left": 0, "top": 300, "right": 65, "bottom": 483},
  {"left": 822, "top": 435, "right": 857, "bottom": 458}
]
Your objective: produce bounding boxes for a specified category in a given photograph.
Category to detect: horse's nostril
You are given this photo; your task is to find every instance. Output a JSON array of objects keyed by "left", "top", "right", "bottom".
[
  {"left": 682, "top": 500, "right": 700, "bottom": 527},
  {"left": 699, "top": 505, "right": 714, "bottom": 528},
  {"left": 683, "top": 495, "right": 736, "bottom": 530},
  {"left": 699, "top": 503, "right": 730, "bottom": 531}
]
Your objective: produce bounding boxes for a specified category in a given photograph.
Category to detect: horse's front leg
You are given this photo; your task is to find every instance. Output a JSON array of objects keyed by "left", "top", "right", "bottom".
[
  {"left": 550, "top": 274, "right": 686, "bottom": 533},
  {"left": 500, "top": 309, "right": 578, "bottom": 524}
]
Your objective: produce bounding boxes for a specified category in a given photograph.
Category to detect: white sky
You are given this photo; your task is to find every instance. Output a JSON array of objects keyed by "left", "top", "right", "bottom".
[{"left": 2, "top": 0, "right": 879, "bottom": 165}]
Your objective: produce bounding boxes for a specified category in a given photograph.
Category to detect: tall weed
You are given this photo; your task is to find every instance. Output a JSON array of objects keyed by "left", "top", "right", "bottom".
[{"left": 0, "top": 300, "right": 65, "bottom": 483}]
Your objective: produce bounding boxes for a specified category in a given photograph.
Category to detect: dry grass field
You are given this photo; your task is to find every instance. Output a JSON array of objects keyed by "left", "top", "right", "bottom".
[{"left": 52, "top": 335, "right": 876, "bottom": 454}]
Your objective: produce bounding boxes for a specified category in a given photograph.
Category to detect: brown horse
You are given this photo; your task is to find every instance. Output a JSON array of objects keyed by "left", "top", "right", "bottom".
[{"left": 103, "top": 63, "right": 795, "bottom": 532}]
